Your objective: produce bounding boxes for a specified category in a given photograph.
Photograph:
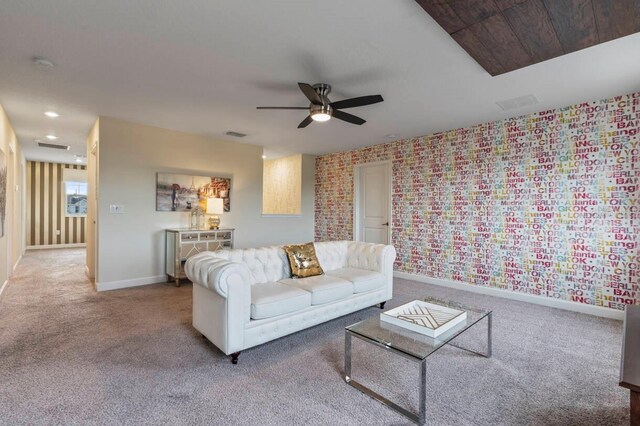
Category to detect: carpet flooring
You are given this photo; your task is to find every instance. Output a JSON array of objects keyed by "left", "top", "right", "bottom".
[{"left": 0, "top": 248, "right": 630, "bottom": 425}]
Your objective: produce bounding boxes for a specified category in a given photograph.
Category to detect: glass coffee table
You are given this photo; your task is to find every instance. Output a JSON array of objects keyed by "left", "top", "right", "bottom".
[{"left": 344, "top": 297, "right": 492, "bottom": 425}]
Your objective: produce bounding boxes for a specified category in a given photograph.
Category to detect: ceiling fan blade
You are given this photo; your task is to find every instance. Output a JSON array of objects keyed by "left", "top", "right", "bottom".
[
  {"left": 297, "top": 115, "right": 313, "bottom": 128},
  {"left": 330, "top": 95, "right": 384, "bottom": 110},
  {"left": 332, "top": 110, "right": 366, "bottom": 125},
  {"left": 298, "top": 83, "right": 322, "bottom": 105},
  {"left": 256, "top": 106, "right": 309, "bottom": 110}
]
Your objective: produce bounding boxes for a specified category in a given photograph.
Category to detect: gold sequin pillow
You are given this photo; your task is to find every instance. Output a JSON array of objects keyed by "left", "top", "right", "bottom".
[{"left": 283, "top": 242, "right": 324, "bottom": 278}]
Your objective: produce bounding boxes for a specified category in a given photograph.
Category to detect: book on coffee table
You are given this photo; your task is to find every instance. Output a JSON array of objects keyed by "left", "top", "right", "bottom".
[{"left": 380, "top": 300, "right": 467, "bottom": 338}]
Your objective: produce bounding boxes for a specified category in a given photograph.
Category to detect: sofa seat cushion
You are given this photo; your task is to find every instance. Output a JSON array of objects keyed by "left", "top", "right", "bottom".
[
  {"left": 325, "top": 268, "right": 385, "bottom": 293},
  {"left": 279, "top": 275, "right": 353, "bottom": 305},
  {"left": 250, "top": 282, "right": 312, "bottom": 320}
]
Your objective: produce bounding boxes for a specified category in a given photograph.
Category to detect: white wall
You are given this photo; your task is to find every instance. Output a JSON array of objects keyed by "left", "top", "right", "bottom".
[{"left": 96, "top": 117, "right": 315, "bottom": 289}]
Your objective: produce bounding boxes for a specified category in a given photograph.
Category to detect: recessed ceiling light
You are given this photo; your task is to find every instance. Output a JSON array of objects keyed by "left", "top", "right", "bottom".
[
  {"left": 385, "top": 134, "right": 398, "bottom": 140},
  {"left": 75, "top": 157, "right": 83, "bottom": 163},
  {"left": 32, "top": 57, "right": 55, "bottom": 68},
  {"left": 262, "top": 155, "right": 267, "bottom": 159},
  {"left": 46, "top": 134, "right": 58, "bottom": 140},
  {"left": 44, "top": 111, "right": 59, "bottom": 118}
]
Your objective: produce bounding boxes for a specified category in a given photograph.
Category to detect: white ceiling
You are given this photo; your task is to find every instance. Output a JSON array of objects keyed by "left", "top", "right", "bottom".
[{"left": 1, "top": 0, "right": 639, "bottom": 163}]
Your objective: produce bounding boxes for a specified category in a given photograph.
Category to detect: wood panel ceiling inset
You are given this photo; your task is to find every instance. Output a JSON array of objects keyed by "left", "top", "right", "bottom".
[{"left": 415, "top": 0, "right": 640, "bottom": 75}]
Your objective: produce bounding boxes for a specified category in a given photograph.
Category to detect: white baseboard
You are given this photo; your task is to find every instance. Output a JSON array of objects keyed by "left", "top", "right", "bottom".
[
  {"left": 13, "top": 254, "right": 22, "bottom": 272},
  {"left": 96, "top": 275, "right": 167, "bottom": 292},
  {"left": 26, "top": 243, "right": 86, "bottom": 250},
  {"left": 394, "top": 271, "right": 624, "bottom": 321},
  {"left": 0, "top": 280, "right": 8, "bottom": 299}
]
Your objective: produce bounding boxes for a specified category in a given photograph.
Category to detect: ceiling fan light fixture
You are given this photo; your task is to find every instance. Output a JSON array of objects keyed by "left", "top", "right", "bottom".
[
  {"left": 256, "top": 82, "right": 382, "bottom": 128},
  {"left": 310, "top": 103, "right": 332, "bottom": 122},
  {"left": 311, "top": 112, "right": 331, "bottom": 122}
]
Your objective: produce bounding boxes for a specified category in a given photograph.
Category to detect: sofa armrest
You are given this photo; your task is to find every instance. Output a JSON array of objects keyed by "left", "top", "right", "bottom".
[
  {"left": 347, "top": 241, "right": 396, "bottom": 301},
  {"left": 186, "top": 252, "right": 251, "bottom": 355},
  {"left": 346, "top": 241, "right": 396, "bottom": 274},
  {"left": 185, "top": 252, "right": 252, "bottom": 298}
]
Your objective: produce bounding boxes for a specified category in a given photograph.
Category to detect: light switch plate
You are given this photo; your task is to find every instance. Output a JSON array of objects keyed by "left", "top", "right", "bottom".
[{"left": 109, "top": 204, "right": 125, "bottom": 214}]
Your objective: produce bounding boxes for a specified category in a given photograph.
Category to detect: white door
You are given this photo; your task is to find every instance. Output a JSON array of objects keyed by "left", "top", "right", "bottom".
[{"left": 356, "top": 162, "right": 390, "bottom": 244}]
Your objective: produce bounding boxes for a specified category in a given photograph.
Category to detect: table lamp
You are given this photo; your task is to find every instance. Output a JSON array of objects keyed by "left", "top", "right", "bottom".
[{"left": 206, "top": 197, "right": 224, "bottom": 230}]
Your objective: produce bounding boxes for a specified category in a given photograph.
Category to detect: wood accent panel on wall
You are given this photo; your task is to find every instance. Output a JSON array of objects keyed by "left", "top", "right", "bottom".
[
  {"left": 262, "top": 154, "right": 302, "bottom": 215},
  {"left": 416, "top": 0, "right": 640, "bottom": 75},
  {"left": 26, "top": 161, "right": 86, "bottom": 246}
]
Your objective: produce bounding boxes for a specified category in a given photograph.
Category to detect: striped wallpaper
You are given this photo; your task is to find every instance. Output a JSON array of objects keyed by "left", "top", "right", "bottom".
[{"left": 26, "top": 161, "right": 86, "bottom": 246}]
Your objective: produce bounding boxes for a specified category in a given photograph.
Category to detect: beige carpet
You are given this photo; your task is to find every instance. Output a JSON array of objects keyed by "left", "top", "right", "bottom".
[{"left": 0, "top": 248, "right": 630, "bottom": 425}]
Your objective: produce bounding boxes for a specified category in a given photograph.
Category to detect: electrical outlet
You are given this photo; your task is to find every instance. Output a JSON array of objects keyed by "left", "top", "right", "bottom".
[{"left": 109, "top": 204, "right": 125, "bottom": 214}]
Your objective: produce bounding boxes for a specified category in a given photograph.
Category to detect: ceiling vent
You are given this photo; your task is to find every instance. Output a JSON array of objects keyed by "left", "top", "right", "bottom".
[
  {"left": 38, "top": 142, "right": 70, "bottom": 150},
  {"left": 226, "top": 131, "right": 247, "bottom": 138},
  {"left": 496, "top": 94, "right": 539, "bottom": 111},
  {"left": 32, "top": 56, "right": 55, "bottom": 69}
]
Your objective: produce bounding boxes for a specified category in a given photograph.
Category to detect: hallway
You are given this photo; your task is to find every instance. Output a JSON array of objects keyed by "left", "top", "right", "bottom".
[{"left": 0, "top": 248, "right": 193, "bottom": 424}]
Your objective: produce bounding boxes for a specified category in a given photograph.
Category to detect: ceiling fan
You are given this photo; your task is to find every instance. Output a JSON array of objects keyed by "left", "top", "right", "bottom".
[{"left": 257, "top": 83, "right": 383, "bottom": 128}]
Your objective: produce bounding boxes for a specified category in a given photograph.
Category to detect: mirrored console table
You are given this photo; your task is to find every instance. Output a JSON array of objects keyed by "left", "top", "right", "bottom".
[{"left": 165, "top": 228, "right": 235, "bottom": 286}]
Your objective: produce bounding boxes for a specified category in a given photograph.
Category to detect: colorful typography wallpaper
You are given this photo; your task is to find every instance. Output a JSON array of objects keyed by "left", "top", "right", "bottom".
[{"left": 315, "top": 92, "right": 640, "bottom": 310}]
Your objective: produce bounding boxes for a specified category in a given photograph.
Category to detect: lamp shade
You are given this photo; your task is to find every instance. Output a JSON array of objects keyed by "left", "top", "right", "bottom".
[{"left": 206, "top": 197, "right": 224, "bottom": 215}]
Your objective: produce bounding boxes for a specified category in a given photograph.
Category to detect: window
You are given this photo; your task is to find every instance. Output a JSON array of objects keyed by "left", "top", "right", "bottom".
[{"left": 65, "top": 181, "right": 88, "bottom": 217}]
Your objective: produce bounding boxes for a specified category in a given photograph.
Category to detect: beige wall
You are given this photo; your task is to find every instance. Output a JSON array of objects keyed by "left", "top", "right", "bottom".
[
  {"left": 262, "top": 154, "right": 302, "bottom": 215},
  {"left": 96, "top": 117, "right": 315, "bottom": 289},
  {"left": 86, "top": 119, "right": 99, "bottom": 280},
  {"left": 12, "top": 149, "right": 24, "bottom": 268},
  {"left": 0, "top": 104, "right": 26, "bottom": 288},
  {"left": 26, "top": 161, "right": 87, "bottom": 247}
]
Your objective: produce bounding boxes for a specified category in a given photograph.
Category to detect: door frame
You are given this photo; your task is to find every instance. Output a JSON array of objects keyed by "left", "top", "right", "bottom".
[{"left": 353, "top": 160, "right": 392, "bottom": 244}]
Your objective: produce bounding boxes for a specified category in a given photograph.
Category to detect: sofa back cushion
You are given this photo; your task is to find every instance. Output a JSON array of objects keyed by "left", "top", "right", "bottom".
[
  {"left": 205, "top": 241, "right": 348, "bottom": 284},
  {"left": 206, "top": 246, "right": 290, "bottom": 285},
  {"left": 314, "top": 241, "right": 348, "bottom": 271}
]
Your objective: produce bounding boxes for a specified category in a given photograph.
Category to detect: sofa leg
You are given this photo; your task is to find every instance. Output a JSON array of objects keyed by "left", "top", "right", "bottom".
[
  {"left": 379, "top": 302, "right": 386, "bottom": 309},
  {"left": 230, "top": 352, "right": 241, "bottom": 365}
]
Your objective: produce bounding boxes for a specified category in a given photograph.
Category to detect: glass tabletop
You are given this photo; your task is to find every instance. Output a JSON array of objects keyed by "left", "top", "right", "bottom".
[{"left": 346, "top": 297, "right": 492, "bottom": 361}]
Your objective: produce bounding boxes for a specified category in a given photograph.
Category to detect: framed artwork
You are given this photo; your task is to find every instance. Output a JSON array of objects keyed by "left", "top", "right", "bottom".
[
  {"left": 156, "top": 173, "right": 231, "bottom": 212},
  {"left": 0, "top": 148, "right": 5, "bottom": 238}
]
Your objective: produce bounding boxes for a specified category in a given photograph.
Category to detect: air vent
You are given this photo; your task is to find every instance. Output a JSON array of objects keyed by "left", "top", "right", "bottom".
[
  {"left": 226, "top": 131, "right": 247, "bottom": 138},
  {"left": 38, "top": 142, "right": 70, "bottom": 150},
  {"left": 496, "top": 94, "right": 539, "bottom": 111}
]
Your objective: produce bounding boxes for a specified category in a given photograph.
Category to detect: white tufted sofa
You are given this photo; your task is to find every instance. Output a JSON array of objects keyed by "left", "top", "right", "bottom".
[{"left": 185, "top": 241, "right": 396, "bottom": 364}]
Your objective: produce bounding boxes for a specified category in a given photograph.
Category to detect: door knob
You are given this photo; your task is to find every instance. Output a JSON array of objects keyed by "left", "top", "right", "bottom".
[{"left": 382, "top": 222, "right": 389, "bottom": 226}]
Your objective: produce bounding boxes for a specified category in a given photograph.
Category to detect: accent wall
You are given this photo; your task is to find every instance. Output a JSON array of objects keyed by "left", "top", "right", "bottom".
[
  {"left": 315, "top": 92, "right": 640, "bottom": 311},
  {"left": 26, "top": 161, "right": 87, "bottom": 247}
]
